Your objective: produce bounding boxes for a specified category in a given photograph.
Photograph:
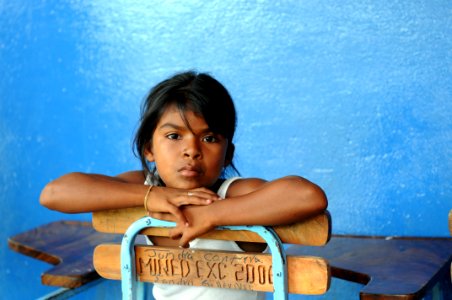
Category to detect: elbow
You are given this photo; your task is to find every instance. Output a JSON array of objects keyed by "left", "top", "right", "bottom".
[
  {"left": 40, "top": 181, "right": 59, "bottom": 211},
  {"left": 288, "top": 175, "right": 328, "bottom": 216},
  {"left": 40, "top": 172, "right": 82, "bottom": 213},
  {"left": 39, "top": 183, "right": 53, "bottom": 209},
  {"left": 301, "top": 183, "right": 328, "bottom": 216},
  {"left": 310, "top": 184, "right": 328, "bottom": 213}
]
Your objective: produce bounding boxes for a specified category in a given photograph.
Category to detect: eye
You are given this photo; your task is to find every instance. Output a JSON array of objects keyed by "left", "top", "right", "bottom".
[
  {"left": 202, "top": 135, "right": 219, "bottom": 143},
  {"left": 166, "top": 133, "right": 181, "bottom": 140}
]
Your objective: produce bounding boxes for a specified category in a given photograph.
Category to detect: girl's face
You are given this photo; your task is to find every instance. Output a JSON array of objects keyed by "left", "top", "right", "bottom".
[{"left": 144, "top": 104, "right": 229, "bottom": 189}]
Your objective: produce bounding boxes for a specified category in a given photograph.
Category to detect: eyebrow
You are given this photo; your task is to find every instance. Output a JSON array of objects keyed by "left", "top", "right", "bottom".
[
  {"left": 158, "top": 123, "right": 184, "bottom": 130},
  {"left": 158, "top": 122, "right": 212, "bottom": 134}
]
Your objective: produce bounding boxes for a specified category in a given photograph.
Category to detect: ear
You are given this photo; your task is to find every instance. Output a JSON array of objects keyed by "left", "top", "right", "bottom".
[{"left": 144, "top": 144, "right": 155, "bottom": 163}]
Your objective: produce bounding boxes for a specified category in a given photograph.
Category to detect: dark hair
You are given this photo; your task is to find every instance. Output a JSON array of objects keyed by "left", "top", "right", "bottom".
[{"left": 134, "top": 71, "right": 238, "bottom": 179}]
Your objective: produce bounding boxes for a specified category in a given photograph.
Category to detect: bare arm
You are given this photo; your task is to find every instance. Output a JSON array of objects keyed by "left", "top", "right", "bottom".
[
  {"left": 219, "top": 176, "right": 327, "bottom": 225},
  {"left": 40, "top": 171, "right": 220, "bottom": 226},
  {"left": 39, "top": 171, "right": 148, "bottom": 213},
  {"left": 170, "top": 176, "right": 328, "bottom": 246}
]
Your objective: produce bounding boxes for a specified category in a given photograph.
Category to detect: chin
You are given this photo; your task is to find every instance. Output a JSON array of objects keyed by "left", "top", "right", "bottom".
[{"left": 170, "top": 179, "right": 206, "bottom": 190}]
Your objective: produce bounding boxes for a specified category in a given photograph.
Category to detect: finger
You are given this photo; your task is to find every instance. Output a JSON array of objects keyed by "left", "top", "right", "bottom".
[
  {"left": 175, "top": 192, "right": 220, "bottom": 206},
  {"left": 192, "top": 187, "right": 222, "bottom": 197},
  {"left": 178, "top": 197, "right": 214, "bottom": 206},
  {"left": 179, "top": 241, "right": 190, "bottom": 248},
  {"left": 169, "top": 226, "right": 184, "bottom": 240},
  {"left": 178, "top": 232, "right": 189, "bottom": 248},
  {"left": 166, "top": 205, "right": 189, "bottom": 225},
  {"left": 186, "top": 190, "right": 220, "bottom": 199},
  {"left": 178, "top": 230, "right": 196, "bottom": 248}
]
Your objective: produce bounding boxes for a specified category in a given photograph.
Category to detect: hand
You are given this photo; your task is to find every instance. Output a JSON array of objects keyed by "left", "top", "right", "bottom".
[
  {"left": 168, "top": 205, "right": 215, "bottom": 248},
  {"left": 145, "top": 186, "right": 219, "bottom": 226}
]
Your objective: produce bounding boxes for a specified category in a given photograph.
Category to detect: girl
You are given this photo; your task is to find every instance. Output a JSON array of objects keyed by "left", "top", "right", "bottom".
[{"left": 40, "top": 71, "right": 327, "bottom": 300}]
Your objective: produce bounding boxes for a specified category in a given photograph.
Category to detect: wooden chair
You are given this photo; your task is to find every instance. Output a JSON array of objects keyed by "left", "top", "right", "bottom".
[{"left": 92, "top": 207, "right": 332, "bottom": 299}]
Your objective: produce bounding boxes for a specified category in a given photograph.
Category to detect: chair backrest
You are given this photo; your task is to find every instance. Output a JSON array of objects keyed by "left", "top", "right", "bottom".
[{"left": 92, "top": 208, "right": 331, "bottom": 297}]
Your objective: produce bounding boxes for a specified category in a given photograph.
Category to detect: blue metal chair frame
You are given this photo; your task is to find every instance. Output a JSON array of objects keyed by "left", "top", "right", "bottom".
[{"left": 120, "top": 216, "right": 288, "bottom": 300}]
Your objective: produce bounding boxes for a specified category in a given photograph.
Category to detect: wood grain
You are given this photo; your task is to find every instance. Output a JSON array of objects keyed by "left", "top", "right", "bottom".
[
  {"left": 449, "top": 209, "right": 452, "bottom": 236},
  {"left": 94, "top": 244, "right": 330, "bottom": 295},
  {"left": 92, "top": 208, "right": 331, "bottom": 246},
  {"left": 8, "top": 220, "right": 122, "bottom": 288},
  {"left": 288, "top": 235, "right": 452, "bottom": 299}
]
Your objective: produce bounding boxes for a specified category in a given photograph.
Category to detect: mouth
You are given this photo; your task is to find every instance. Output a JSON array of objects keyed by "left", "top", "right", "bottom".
[{"left": 178, "top": 165, "right": 203, "bottom": 178}]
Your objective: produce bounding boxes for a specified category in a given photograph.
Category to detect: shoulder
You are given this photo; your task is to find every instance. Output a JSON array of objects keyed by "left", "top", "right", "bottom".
[
  {"left": 115, "top": 170, "right": 146, "bottom": 183},
  {"left": 225, "top": 177, "right": 267, "bottom": 198}
]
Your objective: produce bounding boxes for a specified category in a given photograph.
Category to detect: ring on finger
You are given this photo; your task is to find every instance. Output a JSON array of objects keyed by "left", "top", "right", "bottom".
[{"left": 187, "top": 192, "right": 194, "bottom": 197}]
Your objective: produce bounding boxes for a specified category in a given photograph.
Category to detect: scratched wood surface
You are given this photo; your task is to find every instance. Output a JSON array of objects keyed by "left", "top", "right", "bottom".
[
  {"left": 450, "top": 209, "right": 452, "bottom": 282},
  {"left": 92, "top": 208, "right": 331, "bottom": 246},
  {"left": 449, "top": 209, "right": 452, "bottom": 235},
  {"left": 94, "top": 244, "right": 330, "bottom": 295},
  {"left": 289, "top": 235, "right": 452, "bottom": 299},
  {"left": 8, "top": 220, "right": 122, "bottom": 288}
]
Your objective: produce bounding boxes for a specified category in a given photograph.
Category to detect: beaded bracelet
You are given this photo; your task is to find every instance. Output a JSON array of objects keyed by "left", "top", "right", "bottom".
[{"left": 144, "top": 185, "right": 154, "bottom": 212}]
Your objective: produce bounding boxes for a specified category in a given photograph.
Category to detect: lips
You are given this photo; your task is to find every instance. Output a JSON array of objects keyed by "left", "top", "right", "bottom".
[{"left": 178, "top": 165, "right": 203, "bottom": 177}]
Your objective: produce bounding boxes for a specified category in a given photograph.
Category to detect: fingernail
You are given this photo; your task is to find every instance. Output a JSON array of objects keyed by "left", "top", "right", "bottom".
[{"left": 185, "top": 222, "right": 189, "bottom": 227}]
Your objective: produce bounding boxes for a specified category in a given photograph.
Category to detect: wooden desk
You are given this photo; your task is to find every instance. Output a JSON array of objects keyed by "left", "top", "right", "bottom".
[
  {"left": 449, "top": 210, "right": 452, "bottom": 236},
  {"left": 8, "top": 215, "right": 452, "bottom": 299},
  {"left": 289, "top": 235, "right": 452, "bottom": 299},
  {"left": 8, "top": 220, "right": 121, "bottom": 288},
  {"left": 450, "top": 209, "right": 452, "bottom": 282}
]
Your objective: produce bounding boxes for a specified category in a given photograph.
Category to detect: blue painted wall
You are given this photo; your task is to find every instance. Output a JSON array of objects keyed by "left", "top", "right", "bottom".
[{"left": 1, "top": 1, "right": 450, "bottom": 298}]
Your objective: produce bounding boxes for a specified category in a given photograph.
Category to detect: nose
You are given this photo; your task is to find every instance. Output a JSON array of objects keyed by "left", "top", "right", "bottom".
[{"left": 183, "top": 138, "right": 202, "bottom": 160}]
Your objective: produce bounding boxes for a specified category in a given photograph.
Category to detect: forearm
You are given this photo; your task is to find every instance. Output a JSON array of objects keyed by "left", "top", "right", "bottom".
[
  {"left": 40, "top": 172, "right": 146, "bottom": 213},
  {"left": 208, "top": 176, "right": 327, "bottom": 227}
]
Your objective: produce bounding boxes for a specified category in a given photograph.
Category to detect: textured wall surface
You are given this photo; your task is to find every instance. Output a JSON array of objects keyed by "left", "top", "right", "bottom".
[{"left": 1, "top": 1, "right": 450, "bottom": 298}]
